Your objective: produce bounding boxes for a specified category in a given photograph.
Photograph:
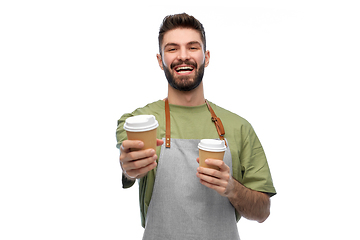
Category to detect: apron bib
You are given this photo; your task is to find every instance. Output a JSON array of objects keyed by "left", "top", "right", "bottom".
[{"left": 142, "top": 100, "right": 240, "bottom": 240}]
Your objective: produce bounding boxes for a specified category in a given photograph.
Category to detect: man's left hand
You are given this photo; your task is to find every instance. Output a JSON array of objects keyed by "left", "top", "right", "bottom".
[{"left": 196, "top": 158, "right": 235, "bottom": 197}]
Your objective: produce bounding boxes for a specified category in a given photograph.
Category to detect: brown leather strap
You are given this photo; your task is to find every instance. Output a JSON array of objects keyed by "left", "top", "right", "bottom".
[
  {"left": 165, "top": 98, "right": 171, "bottom": 148},
  {"left": 205, "top": 100, "right": 226, "bottom": 145},
  {"left": 164, "top": 99, "right": 226, "bottom": 148}
]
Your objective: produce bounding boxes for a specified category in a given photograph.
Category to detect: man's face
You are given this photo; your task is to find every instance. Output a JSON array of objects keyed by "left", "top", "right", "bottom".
[{"left": 157, "top": 28, "right": 210, "bottom": 91}]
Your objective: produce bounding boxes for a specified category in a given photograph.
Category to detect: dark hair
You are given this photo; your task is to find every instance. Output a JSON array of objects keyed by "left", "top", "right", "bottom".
[{"left": 158, "top": 13, "right": 206, "bottom": 55}]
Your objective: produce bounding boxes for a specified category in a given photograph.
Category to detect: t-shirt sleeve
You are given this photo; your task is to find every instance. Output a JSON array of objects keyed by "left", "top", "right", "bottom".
[
  {"left": 240, "top": 126, "right": 276, "bottom": 197},
  {"left": 116, "top": 113, "right": 136, "bottom": 189}
]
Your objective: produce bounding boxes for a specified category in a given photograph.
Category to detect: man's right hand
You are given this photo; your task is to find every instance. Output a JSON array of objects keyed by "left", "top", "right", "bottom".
[{"left": 119, "top": 139, "right": 164, "bottom": 180}]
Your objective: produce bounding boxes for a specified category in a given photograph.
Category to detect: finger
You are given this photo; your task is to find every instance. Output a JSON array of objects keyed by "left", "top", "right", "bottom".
[
  {"left": 156, "top": 139, "right": 164, "bottom": 146},
  {"left": 121, "top": 140, "right": 144, "bottom": 153},
  {"left": 126, "top": 161, "right": 157, "bottom": 178},
  {"left": 196, "top": 171, "right": 225, "bottom": 187},
  {"left": 120, "top": 148, "right": 156, "bottom": 167},
  {"left": 198, "top": 178, "right": 226, "bottom": 194},
  {"left": 197, "top": 166, "right": 222, "bottom": 179},
  {"left": 204, "top": 159, "right": 229, "bottom": 172},
  {"left": 196, "top": 157, "right": 199, "bottom": 164},
  {"left": 123, "top": 153, "right": 157, "bottom": 171},
  {"left": 128, "top": 148, "right": 156, "bottom": 160}
]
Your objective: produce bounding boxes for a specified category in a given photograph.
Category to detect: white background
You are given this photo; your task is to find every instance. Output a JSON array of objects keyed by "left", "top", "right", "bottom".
[{"left": 1, "top": 1, "right": 359, "bottom": 239}]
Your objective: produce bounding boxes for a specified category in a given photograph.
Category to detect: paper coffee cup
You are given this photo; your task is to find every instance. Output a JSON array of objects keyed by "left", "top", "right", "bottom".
[
  {"left": 198, "top": 139, "right": 226, "bottom": 170},
  {"left": 123, "top": 115, "right": 159, "bottom": 151}
]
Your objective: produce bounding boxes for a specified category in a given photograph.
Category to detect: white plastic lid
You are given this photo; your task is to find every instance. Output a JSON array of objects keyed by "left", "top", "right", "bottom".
[
  {"left": 198, "top": 139, "right": 226, "bottom": 152},
  {"left": 123, "top": 115, "right": 159, "bottom": 132}
]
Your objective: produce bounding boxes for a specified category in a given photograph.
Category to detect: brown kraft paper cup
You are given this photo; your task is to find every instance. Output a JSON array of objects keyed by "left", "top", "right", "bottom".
[
  {"left": 199, "top": 149, "right": 225, "bottom": 170},
  {"left": 126, "top": 128, "right": 157, "bottom": 151}
]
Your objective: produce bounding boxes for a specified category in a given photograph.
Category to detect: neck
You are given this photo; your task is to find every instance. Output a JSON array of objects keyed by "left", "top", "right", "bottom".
[{"left": 167, "top": 82, "right": 205, "bottom": 106}]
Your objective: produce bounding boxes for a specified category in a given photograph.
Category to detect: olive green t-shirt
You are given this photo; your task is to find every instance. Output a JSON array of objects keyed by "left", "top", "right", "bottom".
[{"left": 116, "top": 100, "right": 276, "bottom": 227}]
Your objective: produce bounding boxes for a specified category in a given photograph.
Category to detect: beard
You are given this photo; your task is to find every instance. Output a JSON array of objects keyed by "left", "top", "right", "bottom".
[{"left": 163, "top": 60, "right": 205, "bottom": 92}]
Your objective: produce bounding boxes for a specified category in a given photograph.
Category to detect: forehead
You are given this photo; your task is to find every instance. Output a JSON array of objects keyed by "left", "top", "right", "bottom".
[{"left": 162, "top": 28, "right": 203, "bottom": 47}]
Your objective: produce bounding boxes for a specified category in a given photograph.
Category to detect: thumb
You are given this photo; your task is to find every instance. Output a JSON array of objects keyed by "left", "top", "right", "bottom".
[{"left": 156, "top": 139, "right": 164, "bottom": 146}]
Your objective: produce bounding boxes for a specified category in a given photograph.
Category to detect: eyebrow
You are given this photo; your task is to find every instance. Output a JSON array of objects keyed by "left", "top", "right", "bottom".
[
  {"left": 187, "top": 41, "right": 202, "bottom": 46},
  {"left": 164, "top": 41, "right": 202, "bottom": 49},
  {"left": 164, "top": 43, "right": 179, "bottom": 49}
]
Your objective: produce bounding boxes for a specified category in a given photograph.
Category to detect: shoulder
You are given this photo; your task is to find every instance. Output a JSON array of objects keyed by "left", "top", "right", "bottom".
[
  {"left": 208, "top": 101, "right": 252, "bottom": 130},
  {"left": 131, "top": 100, "right": 164, "bottom": 115},
  {"left": 117, "top": 100, "right": 164, "bottom": 134},
  {"left": 118, "top": 100, "right": 164, "bottom": 122}
]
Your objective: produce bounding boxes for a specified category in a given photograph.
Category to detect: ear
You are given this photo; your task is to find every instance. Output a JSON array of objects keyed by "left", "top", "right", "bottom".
[
  {"left": 156, "top": 54, "right": 164, "bottom": 70},
  {"left": 204, "top": 50, "right": 210, "bottom": 67}
]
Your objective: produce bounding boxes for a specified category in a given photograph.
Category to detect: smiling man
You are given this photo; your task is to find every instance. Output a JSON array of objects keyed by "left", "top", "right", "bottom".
[
  {"left": 158, "top": 28, "right": 208, "bottom": 93},
  {"left": 116, "top": 13, "right": 276, "bottom": 240}
]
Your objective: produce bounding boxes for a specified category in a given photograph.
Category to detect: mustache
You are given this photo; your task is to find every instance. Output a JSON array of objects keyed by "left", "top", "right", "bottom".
[{"left": 170, "top": 60, "right": 197, "bottom": 69}]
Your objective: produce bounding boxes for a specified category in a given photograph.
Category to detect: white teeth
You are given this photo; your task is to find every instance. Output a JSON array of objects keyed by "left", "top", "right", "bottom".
[{"left": 176, "top": 66, "right": 194, "bottom": 71}]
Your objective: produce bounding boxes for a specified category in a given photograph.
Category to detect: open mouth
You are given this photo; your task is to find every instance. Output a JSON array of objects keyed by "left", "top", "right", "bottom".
[{"left": 174, "top": 65, "right": 195, "bottom": 74}]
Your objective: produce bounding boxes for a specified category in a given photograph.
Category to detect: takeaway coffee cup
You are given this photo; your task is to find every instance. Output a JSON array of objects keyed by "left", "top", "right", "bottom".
[
  {"left": 198, "top": 139, "right": 226, "bottom": 170},
  {"left": 123, "top": 115, "right": 159, "bottom": 151}
]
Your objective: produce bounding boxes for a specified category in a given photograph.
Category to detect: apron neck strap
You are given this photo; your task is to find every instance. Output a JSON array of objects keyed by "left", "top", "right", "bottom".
[
  {"left": 164, "top": 98, "right": 226, "bottom": 148},
  {"left": 165, "top": 98, "right": 171, "bottom": 148},
  {"left": 205, "top": 100, "right": 226, "bottom": 145}
]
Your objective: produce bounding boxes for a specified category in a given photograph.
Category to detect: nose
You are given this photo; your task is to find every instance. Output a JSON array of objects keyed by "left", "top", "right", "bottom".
[{"left": 177, "top": 47, "right": 190, "bottom": 61}]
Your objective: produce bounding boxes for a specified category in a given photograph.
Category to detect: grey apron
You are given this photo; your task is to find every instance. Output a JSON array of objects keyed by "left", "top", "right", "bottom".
[{"left": 142, "top": 100, "right": 240, "bottom": 240}]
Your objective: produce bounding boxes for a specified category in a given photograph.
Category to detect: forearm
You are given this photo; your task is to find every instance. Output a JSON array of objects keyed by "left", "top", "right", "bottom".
[{"left": 227, "top": 178, "right": 270, "bottom": 223}]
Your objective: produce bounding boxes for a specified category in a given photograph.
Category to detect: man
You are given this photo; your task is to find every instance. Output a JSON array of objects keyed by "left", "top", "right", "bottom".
[{"left": 116, "top": 13, "right": 276, "bottom": 240}]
